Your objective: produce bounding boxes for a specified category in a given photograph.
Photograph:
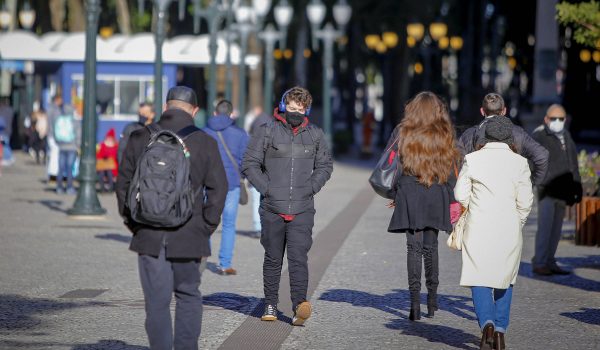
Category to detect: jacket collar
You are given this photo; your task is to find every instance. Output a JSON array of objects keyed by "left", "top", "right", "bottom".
[
  {"left": 482, "top": 142, "right": 510, "bottom": 150},
  {"left": 158, "top": 108, "right": 195, "bottom": 130},
  {"left": 273, "top": 108, "right": 309, "bottom": 135}
]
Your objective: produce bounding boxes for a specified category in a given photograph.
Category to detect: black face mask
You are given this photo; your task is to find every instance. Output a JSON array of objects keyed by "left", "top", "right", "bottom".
[
  {"left": 138, "top": 114, "right": 148, "bottom": 125},
  {"left": 285, "top": 111, "right": 305, "bottom": 127}
]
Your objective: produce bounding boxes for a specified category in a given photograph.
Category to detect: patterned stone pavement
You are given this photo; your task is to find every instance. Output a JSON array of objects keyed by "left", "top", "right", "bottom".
[{"left": 0, "top": 153, "right": 598, "bottom": 349}]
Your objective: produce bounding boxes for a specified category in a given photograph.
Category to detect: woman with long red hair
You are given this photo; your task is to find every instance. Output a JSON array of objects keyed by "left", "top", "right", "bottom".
[{"left": 387, "top": 91, "right": 460, "bottom": 320}]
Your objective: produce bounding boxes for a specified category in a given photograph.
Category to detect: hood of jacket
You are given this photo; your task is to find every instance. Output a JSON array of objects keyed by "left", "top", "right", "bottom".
[
  {"left": 207, "top": 114, "right": 235, "bottom": 131},
  {"left": 272, "top": 108, "right": 309, "bottom": 134}
]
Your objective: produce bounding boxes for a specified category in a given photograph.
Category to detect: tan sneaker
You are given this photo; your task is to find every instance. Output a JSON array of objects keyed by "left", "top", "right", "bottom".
[{"left": 292, "top": 301, "right": 312, "bottom": 326}]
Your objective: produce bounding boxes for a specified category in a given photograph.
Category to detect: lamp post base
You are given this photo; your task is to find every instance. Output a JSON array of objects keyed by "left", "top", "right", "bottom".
[{"left": 67, "top": 183, "right": 106, "bottom": 216}]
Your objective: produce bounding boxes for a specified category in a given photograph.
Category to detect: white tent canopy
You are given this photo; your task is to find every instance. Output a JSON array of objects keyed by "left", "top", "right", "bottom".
[{"left": 0, "top": 30, "right": 259, "bottom": 67}]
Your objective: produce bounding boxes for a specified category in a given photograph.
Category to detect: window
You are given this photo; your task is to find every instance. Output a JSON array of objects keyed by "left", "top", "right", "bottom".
[{"left": 71, "top": 74, "right": 166, "bottom": 120}]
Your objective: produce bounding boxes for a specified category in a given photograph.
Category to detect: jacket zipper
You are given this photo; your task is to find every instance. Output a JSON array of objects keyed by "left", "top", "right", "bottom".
[{"left": 289, "top": 132, "right": 295, "bottom": 213}]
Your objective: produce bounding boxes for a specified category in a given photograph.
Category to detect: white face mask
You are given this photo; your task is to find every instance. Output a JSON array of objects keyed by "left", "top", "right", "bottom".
[{"left": 548, "top": 119, "right": 565, "bottom": 133}]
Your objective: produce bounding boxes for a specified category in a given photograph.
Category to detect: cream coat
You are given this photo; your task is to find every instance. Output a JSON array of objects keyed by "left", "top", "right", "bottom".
[{"left": 454, "top": 143, "right": 533, "bottom": 289}]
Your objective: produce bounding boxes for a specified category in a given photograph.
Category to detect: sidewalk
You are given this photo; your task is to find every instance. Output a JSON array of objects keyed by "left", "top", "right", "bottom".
[{"left": 0, "top": 152, "right": 599, "bottom": 349}]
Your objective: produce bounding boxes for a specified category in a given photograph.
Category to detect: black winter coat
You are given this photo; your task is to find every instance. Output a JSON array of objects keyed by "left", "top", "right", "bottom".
[
  {"left": 458, "top": 117, "right": 549, "bottom": 185},
  {"left": 385, "top": 127, "right": 455, "bottom": 233},
  {"left": 242, "top": 111, "right": 333, "bottom": 215},
  {"left": 532, "top": 124, "right": 582, "bottom": 205},
  {"left": 116, "top": 108, "right": 228, "bottom": 259}
]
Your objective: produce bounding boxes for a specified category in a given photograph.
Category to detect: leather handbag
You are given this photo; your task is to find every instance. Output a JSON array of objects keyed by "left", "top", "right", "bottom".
[
  {"left": 447, "top": 209, "right": 467, "bottom": 250},
  {"left": 369, "top": 137, "right": 400, "bottom": 199},
  {"left": 216, "top": 131, "right": 248, "bottom": 205}
]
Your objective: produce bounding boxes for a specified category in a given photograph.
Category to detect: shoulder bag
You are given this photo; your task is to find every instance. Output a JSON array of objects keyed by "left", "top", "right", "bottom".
[{"left": 216, "top": 131, "right": 248, "bottom": 205}]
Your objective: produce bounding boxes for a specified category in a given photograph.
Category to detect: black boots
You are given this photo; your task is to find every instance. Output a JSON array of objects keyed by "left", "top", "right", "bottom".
[
  {"left": 427, "top": 291, "right": 438, "bottom": 317},
  {"left": 409, "top": 291, "right": 421, "bottom": 321}
]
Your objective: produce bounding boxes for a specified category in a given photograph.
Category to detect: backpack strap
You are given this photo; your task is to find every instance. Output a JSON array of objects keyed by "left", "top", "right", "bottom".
[{"left": 177, "top": 125, "right": 200, "bottom": 140}]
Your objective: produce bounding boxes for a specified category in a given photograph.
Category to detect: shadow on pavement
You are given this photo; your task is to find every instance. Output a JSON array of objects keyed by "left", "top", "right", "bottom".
[
  {"left": 71, "top": 340, "right": 148, "bottom": 350},
  {"left": 560, "top": 308, "right": 600, "bottom": 326},
  {"left": 0, "top": 294, "right": 105, "bottom": 332},
  {"left": 95, "top": 233, "right": 132, "bottom": 244},
  {"left": 318, "top": 289, "right": 476, "bottom": 321},
  {"left": 386, "top": 320, "right": 480, "bottom": 349},
  {"left": 203, "top": 292, "right": 262, "bottom": 316},
  {"left": 518, "top": 256, "right": 600, "bottom": 292}
]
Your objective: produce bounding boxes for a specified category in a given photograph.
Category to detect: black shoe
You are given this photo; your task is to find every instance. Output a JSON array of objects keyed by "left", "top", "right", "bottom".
[
  {"left": 261, "top": 304, "right": 278, "bottom": 321},
  {"left": 532, "top": 266, "right": 553, "bottom": 276},
  {"left": 427, "top": 292, "right": 438, "bottom": 317},
  {"left": 480, "top": 323, "right": 495, "bottom": 350},
  {"left": 549, "top": 266, "right": 570, "bottom": 275},
  {"left": 409, "top": 303, "right": 421, "bottom": 321}
]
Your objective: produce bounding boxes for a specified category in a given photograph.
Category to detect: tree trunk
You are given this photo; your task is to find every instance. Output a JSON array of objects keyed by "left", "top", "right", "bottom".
[
  {"left": 115, "top": 0, "right": 132, "bottom": 35},
  {"left": 67, "top": 0, "right": 85, "bottom": 32},
  {"left": 49, "top": 0, "right": 66, "bottom": 32}
]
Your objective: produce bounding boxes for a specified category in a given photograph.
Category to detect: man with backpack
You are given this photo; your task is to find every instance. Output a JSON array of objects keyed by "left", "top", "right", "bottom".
[
  {"left": 116, "top": 86, "right": 228, "bottom": 349},
  {"left": 202, "top": 100, "right": 249, "bottom": 275},
  {"left": 242, "top": 86, "right": 333, "bottom": 326},
  {"left": 458, "top": 93, "right": 549, "bottom": 185},
  {"left": 48, "top": 94, "right": 80, "bottom": 194}
]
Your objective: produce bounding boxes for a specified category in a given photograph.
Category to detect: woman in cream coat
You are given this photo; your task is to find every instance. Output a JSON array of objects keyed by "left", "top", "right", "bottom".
[{"left": 454, "top": 116, "right": 533, "bottom": 350}]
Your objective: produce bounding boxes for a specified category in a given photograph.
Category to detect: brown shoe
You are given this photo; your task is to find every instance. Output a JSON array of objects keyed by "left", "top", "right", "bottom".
[
  {"left": 219, "top": 267, "right": 237, "bottom": 275},
  {"left": 532, "top": 266, "right": 552, "bottom": 276},
  {"left": 493, "top": 331, "right": 505, "bottom": 350},
  {"left": 292, "top": 301, "right": 312, "bottom": 326},
  {"left": 480, "top": 323, "right": 495, "bottom": 350}
]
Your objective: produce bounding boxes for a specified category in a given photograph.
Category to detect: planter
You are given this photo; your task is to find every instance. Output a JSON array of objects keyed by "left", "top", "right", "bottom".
[{"left": 575, "top": 196, "right": 600, "bottom": 246}]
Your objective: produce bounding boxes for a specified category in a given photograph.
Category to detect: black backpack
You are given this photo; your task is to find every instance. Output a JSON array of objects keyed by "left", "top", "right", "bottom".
[{"left": 127, "top": 124, "right": 200, "bottom": 228}]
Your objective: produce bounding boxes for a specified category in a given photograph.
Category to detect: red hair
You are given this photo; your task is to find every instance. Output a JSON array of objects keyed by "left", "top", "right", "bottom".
[{"left": 398, "top": 92, "right": 460, "bottom": 187}]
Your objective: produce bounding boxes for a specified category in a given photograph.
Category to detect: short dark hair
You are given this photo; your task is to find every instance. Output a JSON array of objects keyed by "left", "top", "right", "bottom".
[
  {"left": 284, "top": 86, "right": 312, "bottom": 110},
  {"left": 139, "top": 102, "right": 152, "bottom": 109},
  {"left": 481, "top": 93, "right": 505, "bottom": 116},
  {"left": 215, "top": 100, "right": 233, "bottom": 116}
]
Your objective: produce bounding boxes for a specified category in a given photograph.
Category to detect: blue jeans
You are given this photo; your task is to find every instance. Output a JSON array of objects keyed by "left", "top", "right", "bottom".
[
  {"left": 533, "top": 196, "right": 566, "bottom": 269},
  {"left": 219, "top": 187, "right": 240, "bottom": 269},
  {"left": 58, "top": 150, "right": 77, "bottom": 191},
  {"left": 471, "top": 285, "right": 513, "bottom": 333},
  {"left": 249, "top": 185, "right": 261, "bottom": 232}
]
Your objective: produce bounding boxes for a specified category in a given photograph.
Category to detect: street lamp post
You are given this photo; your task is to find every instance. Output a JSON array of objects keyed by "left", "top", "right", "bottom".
[
  {"left": 233, "top": 4, "right": 254, "bottom": 126},
  {"left": 153, "top": 0, "right": 172, "bottom": 121},
  {"left": 68, "top": 0, "right": 106, "bottom": 216},
  {"left": 258, "top": 24, "right": 282, "bottom": 113},
  {"left": 308, "top": 0, "right": 352, "bottom": 148}
]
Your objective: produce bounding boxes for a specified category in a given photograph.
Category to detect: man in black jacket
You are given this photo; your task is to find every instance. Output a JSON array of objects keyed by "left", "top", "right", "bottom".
[
  {"left": 458, "top": 93, "right": 549, "bottom": 185},
  {"left": 242, "top": 87, "right": 333, "bottom": 326},
  {"left": 531, "top": 104, "right": 582, "bottom": 276},
  {"left": 116, "top": 86, "right": 228, "bottom": 349},
  {"left": 117, "top": 102, "right": 154, "bottom": 164}
]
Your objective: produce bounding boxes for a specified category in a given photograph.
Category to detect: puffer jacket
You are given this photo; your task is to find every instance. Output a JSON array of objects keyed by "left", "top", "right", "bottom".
[
  {"left": 242, "top": 110, "right": 333, "bottom": 215},
  {"left": 458, "top": 116, "right": 549, "bottom": 185}
]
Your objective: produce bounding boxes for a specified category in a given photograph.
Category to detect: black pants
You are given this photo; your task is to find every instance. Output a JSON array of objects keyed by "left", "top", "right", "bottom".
[
  {"left": 406, "top": 229, "right": 439, "bottom": 301},
  {"left": 138, "top": 242, "right": 203, "bottom": 350},
  {"left": 260, "top": 208, "right": 315, "bottom": 310}
]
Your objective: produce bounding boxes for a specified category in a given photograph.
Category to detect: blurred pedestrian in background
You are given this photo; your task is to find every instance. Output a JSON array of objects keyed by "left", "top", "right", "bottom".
[
  {"left": 30, "top": 108, "right": 48, "bottom": 165},
  {"left": 454, "top": 116, "right": 533, "bottom": 350},
  {"left": 386, "top": 91, "right": 461, "bottom": 321},
  {"left": 0, "top": 97, "right": 15, "bottom": 166},
  {"left": 203, "top": 100, "right": 249, "bottom": 275},
  {"left": 118, "top": 102, "right": 155, "bottom": 164},
  {"left": 48, "top": 94, "right": 80, "bottom": 195},
  {"left": 531, "top": 104, "right": 582, "bottom": 276},
  {"left": 96, "top": 128, "right": 118, "bottom": 193}
]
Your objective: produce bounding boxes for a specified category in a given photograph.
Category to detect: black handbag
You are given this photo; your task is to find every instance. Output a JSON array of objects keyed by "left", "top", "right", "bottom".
[{"left": 369, "top": 138, "right": 401, "bottom": 199}]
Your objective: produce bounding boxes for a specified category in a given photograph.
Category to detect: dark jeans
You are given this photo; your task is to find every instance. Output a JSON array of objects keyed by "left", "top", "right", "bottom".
[
  {"left": 260, "top": 208, "right": 315, "bottom": 310},
  {"left": 97, "top": 170, "right": 114, "bottom": 191},
  {"left": 57, "top": 149, "right": 77, "bottom": 191},
  {"left": 532, "top": 196, "right": 566, "bottom": 269},
  {"left": 406, "top": 229, "right": 439, "bottom": 301},
  {"left": 138, "top": 242, "right": 203, "bottom": 350}
]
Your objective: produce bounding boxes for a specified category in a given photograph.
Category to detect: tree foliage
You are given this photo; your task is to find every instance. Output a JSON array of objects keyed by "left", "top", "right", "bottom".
[{"left": 556, "top": 0, "right": 600, "bottom": 48}]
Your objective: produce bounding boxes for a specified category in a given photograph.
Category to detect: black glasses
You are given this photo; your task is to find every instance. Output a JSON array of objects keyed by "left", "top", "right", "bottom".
[{"left": 548, "top": 116, "right": 566, "bottom": 121}]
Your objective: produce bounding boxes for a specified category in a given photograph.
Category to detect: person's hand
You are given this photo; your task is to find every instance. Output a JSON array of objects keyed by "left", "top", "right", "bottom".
[{"left": 386, "top": 200, "right": 395, "bottom": 208}]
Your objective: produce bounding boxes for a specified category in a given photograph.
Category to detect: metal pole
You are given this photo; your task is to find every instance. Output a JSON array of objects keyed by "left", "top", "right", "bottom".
[
  {"left": 322, "top": 36, "right": 333, "bottom": 148},
  {"left": 154, "top": 1, "right": 170, "bottom": 121},
  {"left": 262, "top": 37, "right": 276, "bottom": 113},
  {"left": 68, "top": 0, "right": 105, "bottom": 216},
  {"left": 207, "top": 13, "right": 219, "bottom": 116},
  {"left": 237, "top": 28, "right": 250, "bottom": 127},
  {"left": 225, "top": 6, "right": 234, "bottom": 101}
]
